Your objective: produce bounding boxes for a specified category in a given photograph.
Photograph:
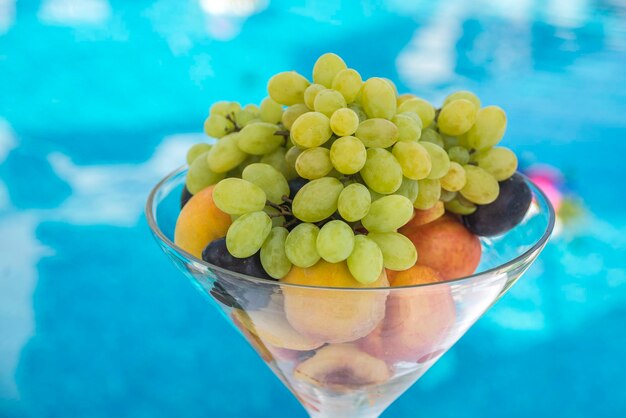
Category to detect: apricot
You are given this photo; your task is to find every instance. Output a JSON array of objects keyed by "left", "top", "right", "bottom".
[
  {"left": 174, "top": 185, "right": 231, "bottom": 259},
  {"left": 406, "top": 201, "right": 445, "bottom": 227},
  {"left": 399, "top": 213, "right": 481, "bottom": 279},
  {"left": 358, "top": 264, "right": 456, "bottom": 363},
  {"left": 281, "top": 261, "right": 389, "bottom": 344}
]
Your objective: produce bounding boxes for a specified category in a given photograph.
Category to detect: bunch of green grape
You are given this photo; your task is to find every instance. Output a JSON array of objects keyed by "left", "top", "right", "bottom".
[{"left": 183, "top": 52, "right": 518, "bottom": 284}]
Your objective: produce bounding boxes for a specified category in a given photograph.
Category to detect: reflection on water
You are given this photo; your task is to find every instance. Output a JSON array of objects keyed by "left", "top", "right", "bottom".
[
  {"left": 0, "top": 0, "right": 15, "bottom": 34},
  {"left": 0, "top": 0, "right": 625, "bottom": 416},
  {"left": 39, "top": 0, "right": 111, "bottom": 25}
]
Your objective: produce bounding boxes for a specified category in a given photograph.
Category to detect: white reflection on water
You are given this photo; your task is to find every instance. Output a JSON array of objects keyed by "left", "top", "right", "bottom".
[
  {"left": 397, "top": 0, "right": 465, "bottom": 87},
  {"left": 47, "top": 133, "right": 200, "bottom": 226},
  {"left": 0, "top": 123, "right": 52, "bottom": 399},
  {"left": 0, "top": 214, "right": 52, "bottom": 399},
  {"left": 0, "top": 119, "right": 17, "bottom": 162},
  {"left": 0, "top": 0, "right": 15, "bottom": 35},
  {"left": 199, "top": 0, "right": 268, "bottom": 40},
  {"left": 0, "top": 131, "right": 201, "bottom": 397},
  {"left": 38, "top": 0, "right": 111, "bottom": 25}
]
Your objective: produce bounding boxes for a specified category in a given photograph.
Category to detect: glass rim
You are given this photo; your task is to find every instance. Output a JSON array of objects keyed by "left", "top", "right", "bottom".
[{"left": 145, "top": 165, "right": 555, "bottom": 291}]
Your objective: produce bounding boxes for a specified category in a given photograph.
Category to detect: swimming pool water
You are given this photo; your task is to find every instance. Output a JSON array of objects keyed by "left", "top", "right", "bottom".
[{"left": 1, "top": 1, "right": 626, "bottom": 417}]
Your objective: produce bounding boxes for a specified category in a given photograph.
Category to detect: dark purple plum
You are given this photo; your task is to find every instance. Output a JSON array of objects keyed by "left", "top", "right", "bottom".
[
  {"left": 462, "top": 173, "right": 532, "bottom": 236},
  {"left": 180, "top": 185, "right": 193, "bottom": 209},
  {"left": 202, "top": 238, "right": 274, "bottom": 310},
  {"left": 288, "top": 177, "right": 308, "bottom": 198}
]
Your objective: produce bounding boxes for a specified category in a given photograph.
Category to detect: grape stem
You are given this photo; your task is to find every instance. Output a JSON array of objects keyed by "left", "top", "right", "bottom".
[
  {"left": 274, "top": 130, "right": 290, "bottom": 138},
  {"left": 225, "top": 114, "right": 241, "bottom": 131},
  {"left": 266, "top": 200, "right": 292, "bottom": 216},
  {"left": 281, "top": 195, "right": 293, "bottom": 204}
]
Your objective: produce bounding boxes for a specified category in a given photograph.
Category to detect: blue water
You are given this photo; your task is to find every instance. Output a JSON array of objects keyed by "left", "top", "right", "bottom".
[{"left": 1, "top": 1, "right": 626, "bottom": 417}]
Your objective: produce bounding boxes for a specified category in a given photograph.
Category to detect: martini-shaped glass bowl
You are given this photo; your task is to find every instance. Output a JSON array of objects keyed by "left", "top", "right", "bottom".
[{"left": 146, "top": 167, "right": 555, "bottom": 418}]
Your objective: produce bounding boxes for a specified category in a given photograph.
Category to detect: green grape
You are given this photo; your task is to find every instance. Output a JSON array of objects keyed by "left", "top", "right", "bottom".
[
  {"left": 444, "top": 195, "right": 477, "bottom": 215},
  {"left": 465, "top": 106, "right": 507, "bottom": 150},
  {"left": 226, "top": 211, "right": 272, "bottom": 258},
  {"left": 203, "top": 114, "right": 235, "bottom": 138},
  {"left": 185, "top": 151, "right": 225, "bottom": 194},
  {"left": 329, "top": 108, "right": 359, "bottom": 137},
  {"left": 361, "top": 194, "right": 414, "bottom": 232},
  {"left": 360, "top": 148, "right": 403, "bottom": 194},
  {"left": 337, "top": 183, "right": 371, "bottom": 222},
  {"left": 382, "top": 78, "right": 399, "bottom": 96},
  {"left": 264, "top": 206, "right": 286, "bottom": 227},
  {"left": 285, "top": 223, "right": 321, "bottom": 268},
  {"left": 443, "top": 90, "right": 481, "bottom": 109},
  {"left": 369, "top": 188, "right": 385, "bottom": 201},
  {"left": 421, "top": 142, "right": 451, "bottom": 180},
  {"left": 290, "top": 112, "right": 332, "bottom": 148},
  {"left": 361, "top": 77, "right": 397, "bottom": 120},
  {"left": 213, "top": 178, "right": 267, "bottom": 215},
  {"left": 460, "top": 165, "right": 500, "bottom": 204},
  {"left": 414, "top": 179, "right": 441, "bottom": 209},
  {"left": 304, "top": 83, "right": 326, "bottom": 110},
  {"left": 392, "top": 113, "right": 422, "bottom": 142},
  {"left": 471, "top": 146, "right": 518, "bottom": 181},
  {"left": 316, "top": 220, "right": 355, "bottom": 263},
  {"left": 367, "top": 232, "right": 417, "bottom": 271},
  {"left": 396, "top": 177, "right": 419, "bottom": 203},
  {"left": 206, "top": 133, "right": 247, "bottom": 173},
  {"left": 392, "top": 141, "right": 432, "bottom": 180},
  {"left": 314, "top": 89, "right": 347, "bottom": 117},
  {"left": 267, "top": 71, "right": 310, "bottom": 106},
  {"left": 347, "top": 235, "right": 384, "bottom": 285},
  {"left": 259, "top": 97, "right": 284, "bottom": 124},
  {"left": 397, "top": 98, "right": 436, "bottom": 128},
  {"left": 313, "top": 53, "right": 347, "bottom": 87},
  {"left": 243, "top": 103, "right": 260, "bottom": 116},
  {"left": 226, "top": 154, "right": 261, "bottom": 178},
  {"left": 242, "top": 163, "right": 290, "bottom": 205},
  {"left": 420, "top": 128, "right": 445, "bottom": 148},
  {"left": 210, "top": 101, "right": 241, "bottom": 117},
  {"left": 329, "top": 136, "right": 366, "bottom": 174},
  {"left": 442, "top": 134, "right": 460, "bottom": 149},
  {"left": 440, "top": 161, "right": 467, "bottom": 192},
  {"left": 348, "top": 103, "right": 368, "bottom": 122},
  {"left": 397, "top": 93, "right": 416, "bottom": 106},
  {"left": 438, "top": 99, "right": 477, "bottom": 136},
  {"left": 439, "top": 189, "right": 457, "bottom": 203},
  {"left": 261, "top": 147, "right": 298, "bottom": 181},
  {"left": 281, "top": 104, "right": 309, "bottom": 130},
  {"left": 234, "top": 108, "right": 257, "bottom": 127},
  {"left": 292, "top": 177, "right": 343, "bottom": 222},
  {"left": 331, "top": 68, "right": 363, "bottom": 103},
  {"left": 355, "top": 118, "right": 399, "bottom": 148},
  {"left": 447, "top": 145, "right": 470, "bottom": 165},
  {"left": 186, "top": 143, "right": 212, "bottom": 165},
  {"left": 237, "top": 122, "right": 283, "bottom": 155},
  {"left": 260, "top": 227, "right": 292, "bottom": 279},
  {"left": 285, "top": 145, "right": 305, "bottom": 173},
  {"left": 295, "top": 147, "right": 333, "bottom": 179}
]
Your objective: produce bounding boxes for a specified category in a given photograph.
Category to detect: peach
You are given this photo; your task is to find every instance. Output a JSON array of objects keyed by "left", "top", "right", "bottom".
[
  {"left": 399, "top": 213, "right": 481, "bottom": 280},
  {"left": 358, "top": 264, "right": 456, "bottom": 363},
  {"left": 174, "top": 185, "right": 231, "bottom": 259},
  {"left": 281, "top": 261, "right": 389, "bottom": 344},
  {"left": 294, "top": 344, "right": 390, "bottom": 391},
  {"left": 245, "top": 295, "right": 325, "bottom": 351},
  {"left": 406, "top": 201, "right": 445, "bottom": 227},
  {"left": 231, "top": 310, "right": 274, "bottom": 363}
]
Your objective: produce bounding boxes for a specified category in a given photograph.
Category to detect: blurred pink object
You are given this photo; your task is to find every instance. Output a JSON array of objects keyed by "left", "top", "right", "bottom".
[{"left": 525, "top": 165, "right": 563, "bottom": 212}]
